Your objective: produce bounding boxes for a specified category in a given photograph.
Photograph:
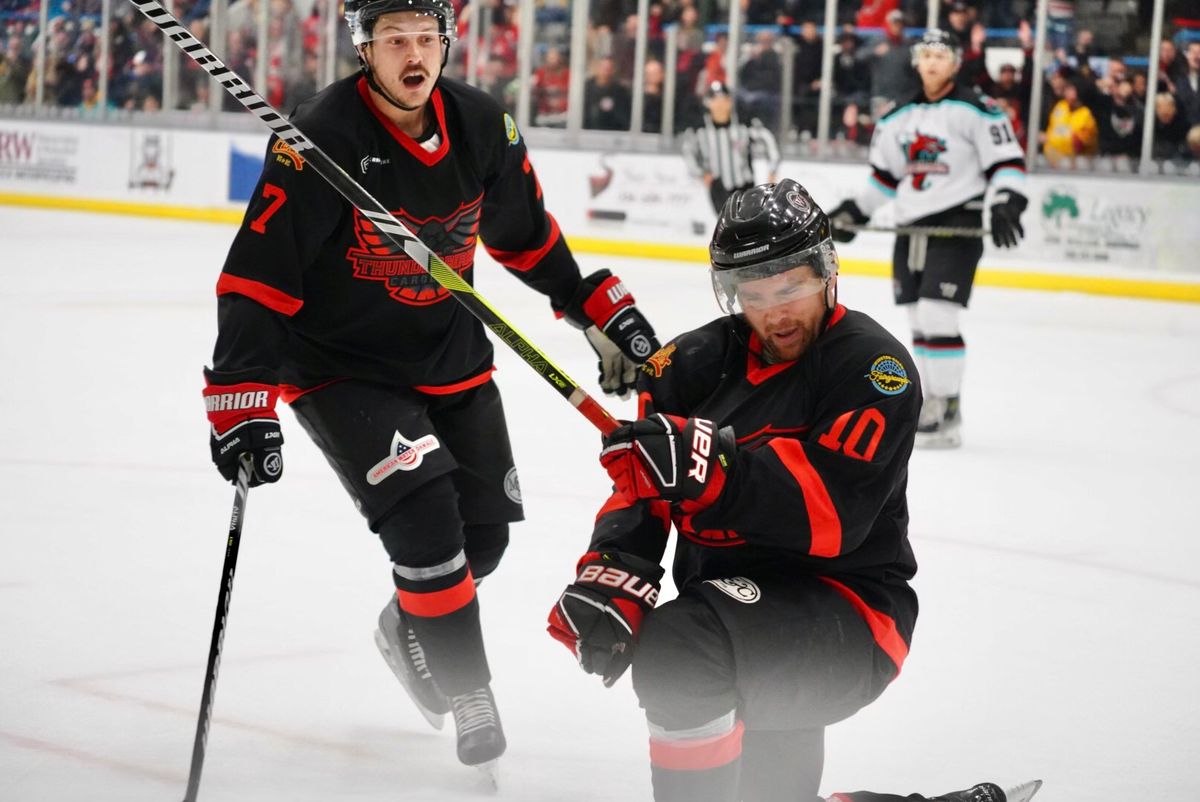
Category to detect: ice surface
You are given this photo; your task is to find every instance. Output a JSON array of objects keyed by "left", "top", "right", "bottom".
[{"left": 1, "top": 206, "right": 1197, "bottom": 801}]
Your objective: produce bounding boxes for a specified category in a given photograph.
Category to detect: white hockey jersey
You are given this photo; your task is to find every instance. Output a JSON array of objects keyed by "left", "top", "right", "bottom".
[{"left": 856, "top": 83, "right": 1026, "bottom": 225}]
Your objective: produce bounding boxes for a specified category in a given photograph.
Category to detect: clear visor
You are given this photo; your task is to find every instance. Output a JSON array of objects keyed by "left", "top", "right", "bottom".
[
  {"left": 711, "top": 240, "right": 837, "bottom": 314},
  {"left": 360, "top": 29, "right": 449, "bottom": 49}
]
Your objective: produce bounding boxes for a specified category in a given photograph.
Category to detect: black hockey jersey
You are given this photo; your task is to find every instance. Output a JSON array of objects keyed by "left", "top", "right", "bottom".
[
  {"left": 590, "top": 306, "right": 922, "bottom": 672},
  {"left": 211, "top": 76, "right": 583, "bottom": 398}
]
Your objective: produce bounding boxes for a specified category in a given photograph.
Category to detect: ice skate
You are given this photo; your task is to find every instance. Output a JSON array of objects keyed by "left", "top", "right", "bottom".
[
  {"left": 932, "top": 779, "right": 1042, "bottom": 802},
  {"left": 450, "top": 685, "right": 506, "bottom": 774},
  {"left": 915, "top": 394, "right": 962, "bottom": 449},
  {"left": 374, "top": 598, "right": 450, "bottom": 730}
]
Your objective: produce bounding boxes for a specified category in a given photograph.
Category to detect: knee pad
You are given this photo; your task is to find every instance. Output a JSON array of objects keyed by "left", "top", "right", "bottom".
[
  {"left": 463, "top": 523, "right": 509, "bottom": 580},
  {"left": 375, "top": 474, "right": 464, "bottom": 568},
  {"left": 913, "top": 297, "right": 962, "bottom": 338}
]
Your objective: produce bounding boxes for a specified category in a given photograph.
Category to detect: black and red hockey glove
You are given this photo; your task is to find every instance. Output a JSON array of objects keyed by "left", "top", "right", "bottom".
[
  {"left": 203, "top": 369, "right": 284, "bottom": 487},
  {"left": 562, "top": 269, "right": 660, "bottom": 398},
  {"left": 548, "top": 551, "right": 664, "bottom": 687},
  {"left": 599, "top": 413, "right": 736, "bottom": 511}
]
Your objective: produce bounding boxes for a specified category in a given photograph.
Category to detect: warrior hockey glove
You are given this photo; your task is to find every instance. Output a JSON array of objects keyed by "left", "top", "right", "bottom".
[
  {"left": 562, "top": 270, "right": 660, "bottom": 398},
  {"left": 203, "top": 369, "right": 284, "bottom": 487},
  {"left": 990, "top": 190, "right": 1028, "bottom": 249},
  {"left": 600, "top": 414, "right": 736, "bottom": 511},
  {"left": 547, "top": 551, "right": 664, "bottom": 687},
  {"left": 829, "top": 199, "right": 869, "bottom": 243}
]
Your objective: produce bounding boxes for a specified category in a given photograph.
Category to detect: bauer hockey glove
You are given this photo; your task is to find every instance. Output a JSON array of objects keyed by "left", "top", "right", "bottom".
[
  {"left": 548, "top": 551, "right": 664, "bottom": 687},
  {"left": 203, "top": 369, "right": 284, "bottom": 487},
  {"left": 990, "top": 190, "right": 1028, "bottom": 249},
  {"left": 562, "top": 269, "right": 660, "bottom": 398},
  {"left": 829, "top": 199, "right": 869, "bottom": 243},
  {"left": 600, "top": 414, "right": 736, "bottom": 511}
]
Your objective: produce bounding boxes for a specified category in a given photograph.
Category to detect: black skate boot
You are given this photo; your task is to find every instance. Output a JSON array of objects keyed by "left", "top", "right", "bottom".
[
  {"left": 450, "top": 685, "right": 506, "bottom": 771},
  {"left": 374, "top": 598, "right": 450, "bottom": 730},
  {"left": 932, "top": 780, "right": 1042, "bottom": 802},
  {"left": 916, "top": 394, "right": 962, "bottom": 449}
]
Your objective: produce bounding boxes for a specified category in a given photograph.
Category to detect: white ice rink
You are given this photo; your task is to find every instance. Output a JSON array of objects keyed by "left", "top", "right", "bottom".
[{"left": 2, "top": 205, "right": 1198, "bottom": 802}]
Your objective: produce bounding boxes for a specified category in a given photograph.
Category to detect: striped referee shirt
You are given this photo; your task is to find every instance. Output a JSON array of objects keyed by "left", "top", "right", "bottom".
[{"left": 682, "top": 116, "right": 781, "bottom": 191}]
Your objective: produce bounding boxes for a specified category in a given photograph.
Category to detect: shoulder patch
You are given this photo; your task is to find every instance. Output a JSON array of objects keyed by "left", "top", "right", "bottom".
[
  {"left": 271, "top": 138, "right": 305, "bottom": 171},
  {"left": 865, "top": 355, "right": 911, "bottom": 395},
  {"left": 641, "top": 343, "right": 677, "bottom": 378},
  {"left": 503, "top": 113, "right": 520, "bottom": 146}
]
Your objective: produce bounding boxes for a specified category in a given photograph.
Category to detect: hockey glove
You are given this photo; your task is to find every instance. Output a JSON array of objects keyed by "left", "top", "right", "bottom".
[
  {"left": 562, "top": 270, "right": 660, "bottom": 398},
  {"left": 203, "top": 369, "right": 284, "bottom": 487},
  {"left": 829, "top": 199, "right": 869, "bottom": 243},
  {"left": 599, "top": 414, "right": 736, "bottom": 511},
  {"left": 990, "top": 190, "right": 1028, "bottom": 249},
  {"left": 547, "top": 551, "right": 664, "bottom": 687}
]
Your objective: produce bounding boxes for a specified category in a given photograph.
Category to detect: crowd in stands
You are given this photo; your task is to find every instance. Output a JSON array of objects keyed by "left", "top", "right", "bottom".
[{"left": 2, "top": 0, "right": 1198, "bottom": 170}]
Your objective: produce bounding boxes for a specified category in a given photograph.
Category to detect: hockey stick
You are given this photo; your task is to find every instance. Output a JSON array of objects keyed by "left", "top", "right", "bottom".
[
  {"left": 182, "top": 455, "right": 252, "bottom": 802},
  {"left": 129, "top": 0, "right": 618, "bottom": 436},
  {"left": 834, "top": 222, "right": 990, "bottom": 238}
]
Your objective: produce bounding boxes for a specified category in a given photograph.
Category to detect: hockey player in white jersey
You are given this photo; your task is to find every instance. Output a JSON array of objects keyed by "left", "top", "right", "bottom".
[{"left": 830, "top": 29, "right": 1027, "bottom": 448}]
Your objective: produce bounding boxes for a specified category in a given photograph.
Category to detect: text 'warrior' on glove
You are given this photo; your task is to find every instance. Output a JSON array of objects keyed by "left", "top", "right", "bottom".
[
  {"left": 599, "top": 414, "right": 736, "bottom": 511},
  {"left": 561, "top": 270, "right": 660, "bottom": 398},
  {"left": 547, "top": 551, "right": 664, "bottom": 687},
  {"left": 203, "top": 370, "right": 284, "bottom": 487}
]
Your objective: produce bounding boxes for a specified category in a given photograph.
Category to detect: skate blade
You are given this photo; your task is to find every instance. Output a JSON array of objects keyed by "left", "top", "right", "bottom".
[
  {"left": 373, "top": 628, "right": 446, "bottom": 731},
  {"left": 474, "top": 759, "right": 500, "bottom": 790},
  {"left": 1004, "top": 780, "right": 1042, "bottom": 802}
]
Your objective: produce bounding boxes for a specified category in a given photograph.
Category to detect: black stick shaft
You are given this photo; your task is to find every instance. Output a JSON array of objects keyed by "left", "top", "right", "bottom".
[
  {"left": 128, "top": 0, "right": 617, "bottom": 435},
  {"left": 182, "top": 458, "right": 252, "bottom": 802}
]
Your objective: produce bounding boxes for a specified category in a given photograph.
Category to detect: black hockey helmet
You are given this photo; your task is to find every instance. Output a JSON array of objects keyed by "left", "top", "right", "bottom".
[
  {"left": 709, "top": 179, "right": 838, "bottom": 315},
  {"left": 345, "top": 0, "right": 457, "bottom": 48},
  {"left": 912, "top": 28, "right": 962, "bottom": 66}
]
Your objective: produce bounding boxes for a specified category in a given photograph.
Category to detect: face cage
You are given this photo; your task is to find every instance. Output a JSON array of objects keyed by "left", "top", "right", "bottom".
[
  {"left": 348, "top": 5, "right": 455, "bottom": 47},
  {"left": 711, "top": 240, "right": 838, "bottom": 315},
  {"left": 911, "top": 42, "right": 961, "bottom": 68}
]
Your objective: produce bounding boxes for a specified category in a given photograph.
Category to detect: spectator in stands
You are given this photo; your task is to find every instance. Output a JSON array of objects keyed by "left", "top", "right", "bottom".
[
  {"left": 532, "top": 45, "right": 570, "bottom": 127},
  {"left": 702, "top": 30, "right": 727, "bottom": 90},
  {"left": 583, "top": 55, "right": 632, "bottom": 131},
  {"left": 868, "top": 9, "right": 918, "bottom": 120},
  {"left": 835, "top": 100, "right": 873, "bottom": 147},
  {"left": 833, "top": 29, "right": 870, "bottom": 110},
  {"left": 1175, "top": 41, "right": 1200, "bottom": 126},
  {"left": 1131, "top": 68, "right": 1148, "bottom": 106},
  {"left": 1186, "top": 124, "right": 1200, "bottom": 161},
  {"left": 675, "top": 5, "right": 704, "bottom": 53},
  {"left": 945, "top": 2, "right": 972, "bottom": 43},
  {"left": 1095, "top": 76, "right": 1142, "bottom": 159},
  {"left": 1044, "top": 76, "right": 1099, "bottom": 166},
  {"left": 612, "top": 14, "right": 641, "bottom": 85},
  {"left": 643, "top": 58, "right": 666, "bottom": 133},
  {"left": 791, "top": 20, "right": 823, "bottom": 136},
  {"left": 738, "top": 29, "right": 782, "bottom": 131},
  {"left": 856, "top": 0, "right": 900, "bottom": 29},
  {"left": 0, "top": 50, "right": 24, "bottom": 104},
  {"left": 1158, "top": 37, "right": 1184, "bottom": 93},
  {"left": 959, "top": 21, "right": 988, "bottom": 88},
  {"left": 1152, "top": 92, "right": 1190, "bottom": 161}
]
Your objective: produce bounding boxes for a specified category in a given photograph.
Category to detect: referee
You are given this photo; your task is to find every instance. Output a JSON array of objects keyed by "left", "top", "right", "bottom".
[{"left": 682, "top": 81, "right": 781, "bottom": 214}]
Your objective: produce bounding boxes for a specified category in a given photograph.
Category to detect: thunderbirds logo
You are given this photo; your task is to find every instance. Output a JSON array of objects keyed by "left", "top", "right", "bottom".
[
  {"left": 901, "top": 131, "right": 948, "bottom": 189},
  {"left": 345, "top": 195, "right": 481, "bottom": 306},
  {"left": 271, "top": 139, "right": 305, "bottom": 171},
  {"left": 641, "top": 343, "right": 677, "bottom": 378}
]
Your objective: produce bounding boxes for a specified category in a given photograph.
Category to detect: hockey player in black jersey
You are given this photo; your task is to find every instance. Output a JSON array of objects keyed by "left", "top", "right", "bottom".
[
  {"left": 547, "top": 181, "right": 1039, "bottom": 802},
  {"left": 829, "top": 29, "right": 1029, "bottom": 448},
  {"left": 200, "top": 0, "right": 660, "bottom": 773}
]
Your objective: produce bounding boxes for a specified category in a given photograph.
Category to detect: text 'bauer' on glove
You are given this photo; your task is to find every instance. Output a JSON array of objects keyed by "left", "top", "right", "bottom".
[
  {"left": 203, "top": 368, "right": 284, "bottom": 487},
  {"left": 599, "top": 413, "right": 736, "bottom": 512},
  {"left": 547, "top": 551, "right": 664, "bottom": 687},
  {"left": 560, "top": 269, "right": 661, "bottom": 398},
  {"left": 989, "top": 190, "right": 1028, "bottom": 249}
]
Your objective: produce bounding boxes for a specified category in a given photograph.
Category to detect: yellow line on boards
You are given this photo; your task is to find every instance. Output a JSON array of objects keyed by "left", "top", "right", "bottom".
[{"left": 3, "top": 192, "right": 1198, "bottom": 304}]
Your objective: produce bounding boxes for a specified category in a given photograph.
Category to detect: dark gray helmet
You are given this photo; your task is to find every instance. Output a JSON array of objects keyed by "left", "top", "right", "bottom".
[
  {"left": 345, "top": 0, "right": 457, "bottom": 47},
  {"left": 708, "top": 180, "right": 838, "bottom": 315},
  {"left": 912, "top": 28, "right": 961, "bottom": 65}
]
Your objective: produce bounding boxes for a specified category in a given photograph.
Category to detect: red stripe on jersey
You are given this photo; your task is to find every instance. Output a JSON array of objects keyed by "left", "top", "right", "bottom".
[
  {"left": 413, "top": 366, "right": 496, "bottom": 395},
  {"left": 765, "top": 439, "right": 842, "bottom": 557},
  {"left": 216, "top": 273, "right": 303, "bottom": 316},
  {"left": 278, "top": 377, "right": 347, "bottom": 404},
  {"left": 745, "top": 334, "right": 794, "bottom": 385},
  {"left": 397, "top": 572, "right": 476, "bottom": 618},
  {"left": 825, "top": 304, "right": 847, "bottom": 329},
  {"left": 358, "top": 78, "right": 450, "bottom": 167},
  {"left": 819, "top": 577, "right": 909, "bottom": 673},
  {"left": 637, "top": 391, "right": 654, "bottom": 419},
  {"left": 649, "top": 720, "right": 744, "bottom": 771},
  {"left": 484, "top": 213, "right": 562, "bottom": 272}
]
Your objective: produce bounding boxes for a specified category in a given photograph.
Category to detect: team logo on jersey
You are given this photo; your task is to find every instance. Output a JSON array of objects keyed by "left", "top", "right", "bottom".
[
  {"left": 360, "top": 155, "right": 390, "bottom": 174},
  {"left": 503, "top": 113, "right": 521, "bottom": 146},
  {"left": 345, "top": 195, "right": 482, "bottom": 306},
  {"left": 901, "top": 131, "right": 948, "bottom": 189},
  {"left": 640, "top": 343, "right": 677, "bottom": 378},
  {"left": 866, "top": 355, "right": 911, "bottom": 396},
  {"left": 503, "top": 467, "right": 522, "bottom": 504},
  {"left": 705, "top": 577, "right": 761, "bottom": 603},
  {"left": 366, "top": 430, "right": 441, "bottom": 485},
  {"left": 271, "top": 139, "right": 305, "bottom": 171}
]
